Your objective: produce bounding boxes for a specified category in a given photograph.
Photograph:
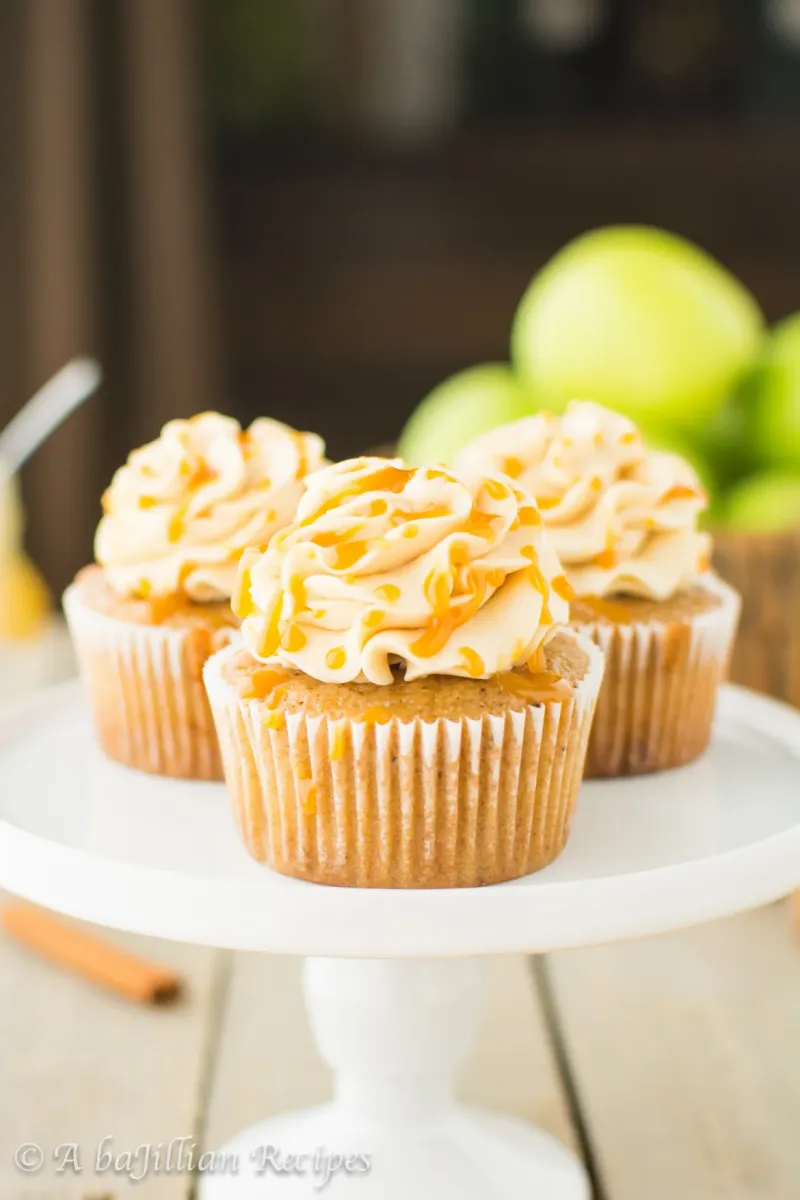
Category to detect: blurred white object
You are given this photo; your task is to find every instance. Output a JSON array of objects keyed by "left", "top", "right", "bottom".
[
  {"left": 523, "top": 0, "right": 604, "bottom": 52},
  {"left": 0, "top": 357, "right": 98, "bottom": 700},
  {"left": 335, "top": 0, "right": 461, "bottom": 146},
  {"left": 0, "top": 621, "right": 75, "bottom": 706},
  {"left": 0, "top": 357, "right": 101, "bottom": 475},
  {"left": 767, "top": 0, "right": 800, "bottom": 46}
]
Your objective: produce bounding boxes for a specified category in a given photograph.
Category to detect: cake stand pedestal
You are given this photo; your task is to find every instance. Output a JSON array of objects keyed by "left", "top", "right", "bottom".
[{"left": 1, "top": 683, "right": 800, "bottom": 1198}]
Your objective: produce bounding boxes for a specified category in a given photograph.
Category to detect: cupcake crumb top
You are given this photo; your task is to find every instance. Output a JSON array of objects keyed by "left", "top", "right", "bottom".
[{"left": 220, "top": 630, "right": 590, "bottom": 722}]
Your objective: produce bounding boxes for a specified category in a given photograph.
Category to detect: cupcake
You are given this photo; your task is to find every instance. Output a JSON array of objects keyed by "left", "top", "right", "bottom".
[
  {"left": 204, "top": 456, "right": 604, "bottom": 887},
  {"left": 64, "top": 412, "right": 326, "bottom": 779},
  {"left": 457, "top": 401, "right": 741, "bottom": 777}
]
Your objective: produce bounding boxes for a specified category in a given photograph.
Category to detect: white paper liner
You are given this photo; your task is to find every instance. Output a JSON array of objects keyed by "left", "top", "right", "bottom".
[
  {"left": 204, "top": 633, "right": 604, "bottom": 888},
  {"left": 578, "top": 574, "right": 741, "bottom": 778},
  {"left": 64, "top": 583, "right": 236, "bottom": 780}
]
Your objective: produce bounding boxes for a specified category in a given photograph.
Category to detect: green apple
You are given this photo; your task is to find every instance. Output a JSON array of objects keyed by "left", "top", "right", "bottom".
[
  {"left": 511, "top": 226, "right": 763, "bottom": 429},
  {"left": 750, "top": 312, "right": 800, "bottom": 468},
  {"left": 693, "top": 385, "right": 758, "bottom": 487},
  {"left": 723, "top": 470, "right": 800, "bottom": 532},
  {"left": 398, "top": 364, "right": 535, "bottom": 466}
]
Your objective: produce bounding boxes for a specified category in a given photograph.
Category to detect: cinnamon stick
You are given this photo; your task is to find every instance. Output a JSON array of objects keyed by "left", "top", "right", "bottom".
[{"left": 1, "top": 903, "right": 183, "bottom": 1004}]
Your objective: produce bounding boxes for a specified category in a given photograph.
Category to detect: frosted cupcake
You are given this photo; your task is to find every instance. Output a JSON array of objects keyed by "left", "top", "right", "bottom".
[
  {"left": 64, "top": 412, "right": 325, "bottom": 779},
  {"left": 458, "top": 402, "right": 740, "bottom": 777},
  {"left": 204, "top": 456, "right": 604, "bottom": 887}
]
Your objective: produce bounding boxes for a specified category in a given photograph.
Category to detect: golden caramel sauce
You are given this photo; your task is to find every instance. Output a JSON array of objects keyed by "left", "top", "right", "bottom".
[
  {"left": 527, "top": 643, "right": 547, "bottom": 672},
  {"left": 577, "top": 593, "right": 637, "bottom": 622},
  {"left": 281, "top": 625, "right": 307, "bottom": 652},
  {"left": 374, "top": 583, "right": 401, "bottom": 603},
  {"left": 459, "top": 646, "right": 485, "bottom": 677},
  {"left": 552, "top": 574, "right": 575, "bottom": 602},
  {"left": 501, "top": 456, "right": 524, "bottom": 479},
  {"left": 410, "top": 570, "right": 488, "bottom": 658},
  {"left": 498, "top": 668, "right": 571, "bottom": 703},
  {"left": 526, "top": 561, "right": 553, "bottom": 624},
  {"left": 591, "top": 547, "right": 617, "bottom": 569},
  {"left": 292, "top": 430, "right": 308, "bottom": 479},
  {"left": 326, "top": 646, "right": 346, "bottom": 670},
  {"left": 302, "top": 785, "right": 317, "bottom": 816},
  {"left": 303, "top": 464, "right": 413, "bottom": 524},
  {"left": 535, "top": 496, "right": 560, "bottom": 511},
  {"left": 287, "top": 575, "right": 306, "bottom": 616},
  {"left": 232, "top": 560, "right": 255, "bottom": 619},
  {"left": 331, "top": 541, "right": 370, "bottom": 570},
  {"left": 264, "top": 709, "right": 285, "bottom": 730},
  {"left": 359, "top": 707, "right": 392, "bottom": 725},
  {"left": 259, "top": 601, "right": 283, "bottom": 657},
  {"left": 518, "top": 506, "right": 541, "bottom": 525},
  {"left": 463, "top": 507, "right": 499, "bottom": 539},
  {"left": 265, "top": 685, "right": 287, "bottom": 710},
  {"left": 167, "top": 511, "right": 185, "bottom": 543},
  {"left": 449, "top": 544, "right": 470, "bottom": 567},
  {"left": 390, "top": 504, "right": 451, "bottom": 527},
  {"left": 484, "top": 478, "right": 508, "bottom": 501},
  {"left": 658, "top": 484, "right": 703, "bottom": 505},
  {"left": 239, "top": 668, "right": 288, "bottom": 700},
  {"left": 313, "top": 524, "right": 365, "bottom": 549},
  {"left": 148, "top": 592, "right": 186, "bottom": 624},
  {"left": 330, "top": 724, "right": 347, "bottom": 760},
  {"left": 409, "top": 615, "right": 455, "bottom": 658},
  {"left": 189, "top": 461, "right": 218, "bottom": 488},
  {"left": 424, "top": 569, "right": 452, "bottom": 616}
]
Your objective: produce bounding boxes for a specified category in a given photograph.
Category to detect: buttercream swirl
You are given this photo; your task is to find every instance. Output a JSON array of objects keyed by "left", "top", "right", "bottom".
[
  {"left": 456, "top": 401, "right": 710, "bottom": 600},
  {"left": 96, "top": 412, "right": 326, "bottom": 602},
  {"left": 234, "top": 456, "right": 571, "bottom": 684}
]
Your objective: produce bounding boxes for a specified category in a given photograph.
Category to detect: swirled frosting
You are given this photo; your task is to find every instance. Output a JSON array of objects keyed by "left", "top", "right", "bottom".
[
  {"left": 456, "top": 401, "right": 710, "bottom": 600},
  {"left": 234, "top": 456, "right": 571, "bottom": 684},
  {"left": 96, "top": 413, "right": 326, "bottom": 602}
]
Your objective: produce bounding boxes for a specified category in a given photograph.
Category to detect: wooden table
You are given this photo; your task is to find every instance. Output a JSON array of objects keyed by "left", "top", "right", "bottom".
[{"left": 1, "top": 639, "right": 799, "bottom": 1198}]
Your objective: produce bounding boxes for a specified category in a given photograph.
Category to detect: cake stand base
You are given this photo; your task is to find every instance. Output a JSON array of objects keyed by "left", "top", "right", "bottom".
[{"left": 200, "top": 957, "right": 588, "bottom": 1199}]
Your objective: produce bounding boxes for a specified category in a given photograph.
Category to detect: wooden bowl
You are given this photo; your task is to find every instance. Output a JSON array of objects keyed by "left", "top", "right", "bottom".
[{"left": 713, "top": 530, "right": 800, "bottom": 709}]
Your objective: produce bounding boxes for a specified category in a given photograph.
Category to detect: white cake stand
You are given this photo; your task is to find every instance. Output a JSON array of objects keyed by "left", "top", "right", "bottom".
[{"left": 2, "top": 682, "right": 800, "bottom": 1199}]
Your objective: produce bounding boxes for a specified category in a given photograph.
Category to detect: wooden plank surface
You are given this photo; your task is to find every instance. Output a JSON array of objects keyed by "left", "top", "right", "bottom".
[
  {"left": 545, "top": 902, "right": 800, "bottom": 1200},
  {"left": 203, "top": 953, "right": 580, "bottom": 1156},
  {"left": 0, "top": 902, "right": 228, "bottom": 1199}
]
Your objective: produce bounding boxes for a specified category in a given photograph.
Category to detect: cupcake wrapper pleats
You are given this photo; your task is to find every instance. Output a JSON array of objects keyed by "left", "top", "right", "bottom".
[
  {"left": 581, "top": 577, "right": 741, "bottom": 778},
  {"left": 64, "top": 584, "right": 233, "bottom": 780},
  {"left": 203, "top": 636, "right": 604, "bottom": 888}
]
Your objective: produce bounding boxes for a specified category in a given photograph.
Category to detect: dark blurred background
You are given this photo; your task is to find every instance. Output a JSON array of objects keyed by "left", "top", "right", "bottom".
[{"left": 1, "top": 0, "right": 800, "bottom": 590}]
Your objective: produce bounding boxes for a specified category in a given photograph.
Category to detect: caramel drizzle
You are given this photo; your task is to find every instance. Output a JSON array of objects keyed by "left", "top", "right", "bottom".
[
  {"left": 498, "top": 667, "right": 571, "bottom": 703},
  {"left": 301, "top": 464, "right": 413, "bottom": 525}
]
